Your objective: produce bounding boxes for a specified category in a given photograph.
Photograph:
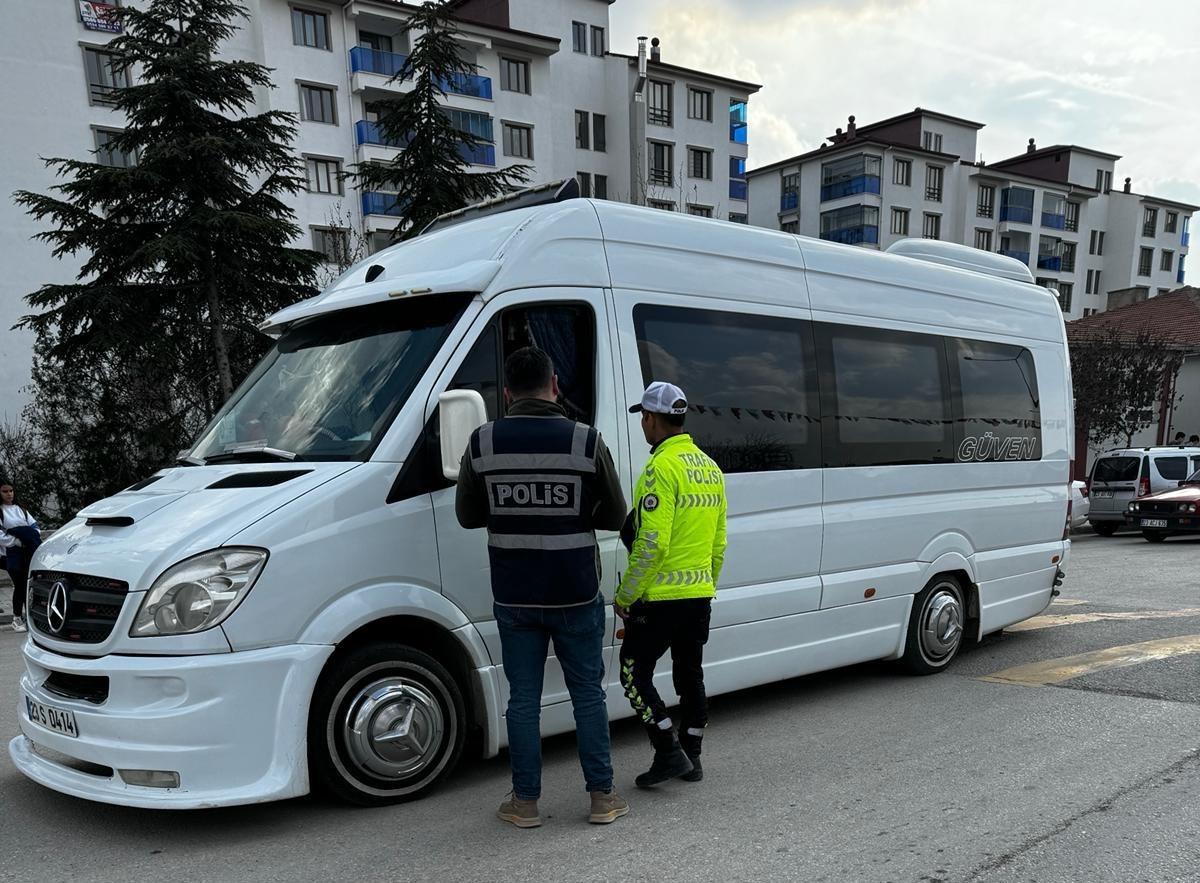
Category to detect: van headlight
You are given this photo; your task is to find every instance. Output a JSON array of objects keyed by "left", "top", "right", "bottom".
[{"left": 130, "top": 548, "right": 268, "bottom": 637}]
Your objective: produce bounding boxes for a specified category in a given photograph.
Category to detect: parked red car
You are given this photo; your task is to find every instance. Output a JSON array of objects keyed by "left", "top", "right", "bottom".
[{"left": 1126, "top": 472, "right": 1200, "bottom": 542}]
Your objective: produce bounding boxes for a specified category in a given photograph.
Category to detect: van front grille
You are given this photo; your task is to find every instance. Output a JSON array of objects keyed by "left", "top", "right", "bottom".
[{"left": 27, "top": 571, "right": 129, "bottom": 644}]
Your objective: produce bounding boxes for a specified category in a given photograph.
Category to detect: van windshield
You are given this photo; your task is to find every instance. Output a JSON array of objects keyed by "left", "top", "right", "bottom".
[
  {"left": 1092, "top": 456, "right": 1139, "bottom": 484},
  {"left": 190, "top": 295, "right": 472, "bottom": 462}
]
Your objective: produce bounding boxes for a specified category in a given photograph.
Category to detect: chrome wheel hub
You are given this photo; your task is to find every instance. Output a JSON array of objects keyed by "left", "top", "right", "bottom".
[
  {"left": 342, "top": 678, "right": 445, "bottom": 781},
  {"left": 921, "top": 588, "right": 963, "bottom": 660}
]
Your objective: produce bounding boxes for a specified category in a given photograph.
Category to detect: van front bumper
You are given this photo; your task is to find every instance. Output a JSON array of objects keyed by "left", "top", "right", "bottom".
[{"left": 9, "top": 638, "right": 333, "bottom": 809}]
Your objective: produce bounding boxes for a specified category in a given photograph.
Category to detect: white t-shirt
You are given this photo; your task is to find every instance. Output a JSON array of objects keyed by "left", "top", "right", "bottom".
[{"left": 0, "top": 504, "right": 37, "bottom": 550}]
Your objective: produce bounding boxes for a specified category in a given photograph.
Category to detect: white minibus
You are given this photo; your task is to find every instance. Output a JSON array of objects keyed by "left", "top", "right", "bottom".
[{"left": 11, "top": 198, "right": 1072, "bottom": 808}]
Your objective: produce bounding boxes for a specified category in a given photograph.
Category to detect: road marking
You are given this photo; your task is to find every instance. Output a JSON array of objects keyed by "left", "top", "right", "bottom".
[
  {"left": 1008, "top": 608, "right": 1200, "bottom": 632},
  {"left": 1050, "top": 598, "right": 1087, "bottom": 607},
  {"left": 979, "top": 634, "right": 1200, "bottom": 686}
]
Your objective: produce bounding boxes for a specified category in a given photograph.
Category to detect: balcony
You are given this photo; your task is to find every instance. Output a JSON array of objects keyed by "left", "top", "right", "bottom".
[
  {"left": 1183, "top": 231, "right": 1191, "bottom": 247},
  {"left": 1041, "top": 211, "right": 1066, "bottom": 230},
  {"left": 729, "top": 179, "right": 748, "bottom": 201},
  {"left": 999, "top": 206, "right": 1034, "bottom": 224},
  {"left": 459, "top": 142, "right": 496, "bottom": 166},
  {"left": 821, "top": 175, "right": 881, "bottom": 202},
  {"left": 439, "top": 71, "right": 492, "bottom": 100},
  {"left": 350, "top": 46, "right": 409, "bottom": 78},
  {"left": 999, "top": 249, "right": 1030, "bottom": 264},
  {"left": 362, "top": 191, "right": 404, "bottom": 217},
  {"left": 822, "top": 225, "right": 879, "bottom": 246},
  {"left": 1037, "top": 254, "right": 1062, "bottom": 271},
  {"left": 356, "top": 120, "right": 495, "bottom": 166},
  {"left": 781, "top": 191, "right": 798, "bottom": 212}
]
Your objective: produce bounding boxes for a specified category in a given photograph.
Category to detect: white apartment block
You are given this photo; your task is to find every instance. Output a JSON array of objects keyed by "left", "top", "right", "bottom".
[
  {"left": 0, "top": 0, "right": 759, "bottom": 417},
  {"left": 747, "top": 108, "right": 1194, "bottom": 322}
]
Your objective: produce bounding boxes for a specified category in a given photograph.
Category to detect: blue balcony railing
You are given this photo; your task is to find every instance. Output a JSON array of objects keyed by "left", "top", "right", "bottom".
[
  {"left": 362, "top": 191, "right": 404, "bottom": 217},
  {"left": 1041, "top": 211, "right": 1066, "bottom": 230},
  {"left": 459, "top": 142, "right": 495, "bottom": 166},
  {"left": 781, "top": 191, "right": 798, "bottom": 211},
  {"left": 439, "top": 71, "right": 492, "bottom": 99},
  {"left": 350, "top": 46, "right": 409, "bottom": 78},
  {"left": 729, "top": 180, "right": 748, "bottom": 201},
  {"left": 822, "top": 226, "right": 879, "bottom": 246},
  {"left": 999, "top": 249, "right": 1031, "bottom": 264},
  {"left": 1037, "top": 254, "right": 1062, "bottom": 271},
  {"left": 730, "top": 122, "right": 748, "bottom": 144},
  {"left": 356, "top": 120, "right": 402, "bottom": 148},
  {"left": 821, "top": 175, "right": 881, "bottom": 203},
  {"left": 999, "top": 206, "right": 1034, "bottom": 224},
  {"left": 357, "top": 120, "right": 494, "bottom": 165}
]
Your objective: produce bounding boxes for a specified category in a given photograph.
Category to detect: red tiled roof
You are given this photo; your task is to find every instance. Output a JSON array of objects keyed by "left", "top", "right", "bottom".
[{"left": 1067, "top": 287, "right": 1200, "bottom": 347}]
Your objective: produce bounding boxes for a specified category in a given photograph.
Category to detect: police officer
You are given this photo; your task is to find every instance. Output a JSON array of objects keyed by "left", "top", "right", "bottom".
[
  {"left": 456, "top": 346, "right": 630, "bottom": 828},
  {"left": 615, "top": 381, "right": 727, "bottom": 788}
]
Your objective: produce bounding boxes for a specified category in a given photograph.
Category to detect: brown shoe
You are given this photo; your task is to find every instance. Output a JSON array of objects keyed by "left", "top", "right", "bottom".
[
  {"left": 588, "top": 789, "right": 630, "bottom": 824},
  {"left": 497, "top": 793, "right": 541, "bottom": 828}
]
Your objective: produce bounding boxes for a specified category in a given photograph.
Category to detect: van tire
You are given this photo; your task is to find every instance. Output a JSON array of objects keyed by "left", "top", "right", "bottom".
[
  {"left": 1092, "top": 523, "right": 1118, "bottom": 537},
  {"left": 308, "top": 643, "right": 466, "bottom": 806},
  {"left": 1142, "top": 530, "right": 1168, "bottom": 543},
  {"left": 902, "top": 576, "right": 966, "bottom": 675}
]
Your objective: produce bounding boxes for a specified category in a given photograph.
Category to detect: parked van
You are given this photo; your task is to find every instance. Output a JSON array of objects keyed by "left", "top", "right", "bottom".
[
  {"left": 1086, "top": 447, "right": 1200, "bottom": 535},
  {"left": 11, "top": 199, "right": 1072, "bottom": 809}
]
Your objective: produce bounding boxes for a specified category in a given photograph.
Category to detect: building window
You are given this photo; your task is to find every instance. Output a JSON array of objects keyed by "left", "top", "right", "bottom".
[
  {"left": 305, "top": 156, "right": 342, "bottom": 194},
  {"left": 1042, "top": 194, "right": 1066, "bottom": 229},
  {"left": 729, "top": 212, "right": 748, "bottom": 224},
  {"left": 820, "top": 153, "right": 882, "bottom": 202},
  {"left": 577, "top": 171, "right": 592, "bottom": 197},
  {"left": 592, "top": 114, "right": 606, "bottom": 152},
  {"left": 499, "top": 57, "right": 530, "bottom": 93},
  {"left": 977, "top": 185, "right": 995, "bottom": 219},
  {"left": 925, "top": 165, "right": 943, "bottom": 202},
  {"left": 687, "top": 205, "right": 713, "bottom": 218},
  {"left": 974, "top": 228, "right": 993, "bottom": 251},
  {"left": 688, "top": 147, "right": 712, "bottom": 180},
  {"left": 923, "top": 213, "right": 941, "bottom": 240},
  {"left": 1089, "top": 229, "right": 1106, "bottom": 255},
  {"left": 649, "top": 142, "right": 673, "bottom": 186},
  {"left": 574, "top": 110, "right": 589, "bottom": 149},
  {"left": 781, "top": 172, "right": 800, "bottom": 211},
  {"left": 594, "top": 174, "right": 608, "bottom": 200},
  {"left": 1065, "top": 201, "right": 1080, "bottom": 232},
  {"left": 590, "top": 25, "right": 605, "bottom": 56},
  {"left": 312, "top": 226, "right": 350, "bottom": 263},
  {"left": 922, "top": 131, "right": 943, "bottom": 152},
  {"left": 502, "top": 122, "right": 533, "bottom": 159},
  {"left": 893, "top": 158, "right": 911, "bottom": 186},
  {"left": 1138, "top": 247, "right": 1154, "bottom": 277},
  {"left": 648, "top": 199, "right": 675, "bottom": 211},
  {"left": 571, "top": 21, "right": 586, "bottom": 53},
  {"left": 1000, "top": 187, "right": 1035, "bottom": 223},
  {"left": 83, "top": 47, "right": 128, "bottom": 105},
  {"left": 820, "top": 205, "right": 880, "bottom": 245},
  {"left": 1055, "top": 283, "right": 1073, "bottom": 313},
  {"left": 1095, "top": 169, "right": 1112, "bottom": 192},
  {"left": 1086, "top": 269, "right": 1095, "bottom": 294},
  {"left": 648, "top": 80, "right": 672, "bottom": 126},
  {"left": 891, "top": 208, "right": 910, "bottom": 235},
  {"left": 688, "top": 88, "right": 713, "bottom": 122},
  {"left": 1143, "top": 207, "right": 1159, "bottom": 237},
  {"left": 358, "top": 31, "right": 393, "bottom": 53},
  {"left": 292, "top": 8, "right": 330, "bottom": 50},
  {"left": 781, "top": 219, "right": 799, "bottom": 233},
  {"left": 94, "top": 128, "right": 134, "bottom": 168},
  {"left": 1061, "top": 241, "right": 1076, "bottom": 273},
  {"left": 1165, "top": 211, "right": 1179, "bottom": 234},
  {"left": 299, "top": 83, "right": 337, "bottom": 124},
  {"left": 1162, "top": 250, "right": 1175, "bottom": 272}
]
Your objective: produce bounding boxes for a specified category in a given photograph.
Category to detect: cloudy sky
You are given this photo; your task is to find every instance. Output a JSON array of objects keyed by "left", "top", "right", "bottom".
[{"left": 608, "top": 0, "right": 1200, "bottom": 205}]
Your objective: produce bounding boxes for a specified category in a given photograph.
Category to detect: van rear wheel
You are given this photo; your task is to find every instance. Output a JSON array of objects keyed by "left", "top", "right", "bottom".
[
  {"left": 902, "top": 577, "right": 966, "bottom": 675},
  {"left": 309, "top": 643, "right": 466, "bottom": 806}
]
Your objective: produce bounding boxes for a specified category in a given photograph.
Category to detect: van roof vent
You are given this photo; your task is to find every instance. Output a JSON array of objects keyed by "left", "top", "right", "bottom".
[{"left": 886, "top": 239, "right": 1035, "bottom": 284}]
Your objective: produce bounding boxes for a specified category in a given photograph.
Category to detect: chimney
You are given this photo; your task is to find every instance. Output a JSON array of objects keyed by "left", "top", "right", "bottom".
[
  {"left": 1124, "top": 177, "right": 1132, "bottom": 193},
  {"left": 1027, "top": 138, "right": 1036, "bottom": 154},
  {"left": 637, "top": 36, "right": 647, "bottom": 78},
  {"left": 835, "top": 127, "right": 843, "bottom": 142},
  {"left": 650, "top": 36, "right": 661, "bottom": 63},
  {"left": 847, "top": 115, "right": 856, "bottom": 138}
]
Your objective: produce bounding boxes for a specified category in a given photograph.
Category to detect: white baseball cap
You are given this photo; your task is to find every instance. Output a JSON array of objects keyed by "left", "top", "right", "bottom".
[{"left": 629, "top": 381, "right": 688, "bottom": 415}]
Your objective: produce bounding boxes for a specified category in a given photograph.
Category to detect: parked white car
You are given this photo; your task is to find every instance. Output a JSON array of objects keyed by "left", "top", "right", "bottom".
[{"left": 1072, "top": 480, "right": 1090, "bottom": 529}]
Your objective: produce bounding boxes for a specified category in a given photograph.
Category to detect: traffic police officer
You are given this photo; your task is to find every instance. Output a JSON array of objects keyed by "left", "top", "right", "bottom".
[
  {"left": 615, "top": 381, "right": 727, "bottom": 788},
  {"left": 456, "top": 346, "right": 630, "bottom": 828}
]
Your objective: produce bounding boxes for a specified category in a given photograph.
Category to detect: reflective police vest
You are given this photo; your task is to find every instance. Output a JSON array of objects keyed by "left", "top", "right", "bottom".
[{"left": 470, "top": 416, "right": 602, "bottom": 606}]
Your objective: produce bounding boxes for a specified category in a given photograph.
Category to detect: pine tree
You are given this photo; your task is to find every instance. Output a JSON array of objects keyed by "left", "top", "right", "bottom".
[{"left": 356, "top": 0, "right": 531, "bottom": 240}]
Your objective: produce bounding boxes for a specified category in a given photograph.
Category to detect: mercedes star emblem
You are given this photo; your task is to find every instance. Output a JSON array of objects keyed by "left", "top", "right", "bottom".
[{"left": 47, "top": 581, "right": 69, "bottom": 635}]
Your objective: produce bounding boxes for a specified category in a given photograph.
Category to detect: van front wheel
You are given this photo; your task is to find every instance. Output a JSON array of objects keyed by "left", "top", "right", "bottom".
[
  {"left": 309, "top": 643, "right": 466, "bottom": 806},
  {"left": 902, "top": 577, "right": 966, "bottom": 675}
]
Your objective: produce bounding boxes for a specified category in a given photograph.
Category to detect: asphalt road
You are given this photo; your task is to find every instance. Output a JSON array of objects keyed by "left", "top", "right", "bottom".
[{"left": 2, "top": 532, "right": 1199, "bottom": 883}]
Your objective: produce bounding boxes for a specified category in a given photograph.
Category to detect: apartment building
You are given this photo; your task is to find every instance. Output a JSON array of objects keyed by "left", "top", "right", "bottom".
[
  {"left": 0, "top": 0, "right": 758, "bottom": 416},
  {"left": 746, "top": 108, "right": 1194, "bottom": 322}
]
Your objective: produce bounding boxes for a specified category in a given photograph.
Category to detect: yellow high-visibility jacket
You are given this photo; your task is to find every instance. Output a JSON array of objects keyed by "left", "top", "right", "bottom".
[{"left": 615, "top": 433, "right": 727, "bottom": 607}]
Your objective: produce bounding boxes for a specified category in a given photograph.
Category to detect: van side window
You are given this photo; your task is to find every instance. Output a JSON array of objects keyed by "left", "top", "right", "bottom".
[
  {"left": 632, "top": 304, "right": 820, "bottom": 473},
  {"left": 953, "top": 340, "right": 1041, "bottom": 461},
  {"left": 1155, "top": 457, "right": 1188, "bottom": 480},
  {"left": 819, "top": 325, "right": 953, "bottom": 467}
]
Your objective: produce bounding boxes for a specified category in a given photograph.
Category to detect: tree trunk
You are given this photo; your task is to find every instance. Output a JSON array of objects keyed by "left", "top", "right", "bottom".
[{"left": 206, "top": 272, "right": 234, "bottom": 401}]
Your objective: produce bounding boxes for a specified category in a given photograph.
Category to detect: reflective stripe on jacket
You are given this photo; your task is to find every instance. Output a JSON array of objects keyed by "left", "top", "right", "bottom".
[{"left": 616, "top": 433, "right": 727, "bottom": 607}]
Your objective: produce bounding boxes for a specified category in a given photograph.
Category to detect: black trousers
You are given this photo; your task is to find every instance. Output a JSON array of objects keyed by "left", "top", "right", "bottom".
[{"left": 619, "top": 597, "right": 712, "bottom": 732}]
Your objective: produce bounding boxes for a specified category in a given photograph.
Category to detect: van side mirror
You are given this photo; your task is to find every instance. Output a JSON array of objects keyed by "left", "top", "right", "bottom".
[{"left": 439, "top": 389, "right": 489, "bottom": 481}]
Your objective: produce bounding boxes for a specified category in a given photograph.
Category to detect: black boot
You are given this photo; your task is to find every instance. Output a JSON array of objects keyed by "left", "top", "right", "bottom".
[
  {"left": 679, "top": 731, "right": 703, "bottom": 783},
  {"left": 635, "top": 723, "right": 694, "bottom": 789}
]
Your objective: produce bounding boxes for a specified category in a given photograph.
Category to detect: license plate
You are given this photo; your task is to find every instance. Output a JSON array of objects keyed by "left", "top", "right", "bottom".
[
  {"left": 1141, "top": 519, "right": 1169, "bottom": 528},
  {"left": 25, "top": 695, "right": 79, "bottom": 738},
  {"left": 1094, "top": 490, "right": 1115, "bottom": 499}
]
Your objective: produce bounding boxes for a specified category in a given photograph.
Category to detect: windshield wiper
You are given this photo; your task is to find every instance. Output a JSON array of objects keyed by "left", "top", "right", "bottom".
[
  {"left": 175, "top": 455, "right": 204, "bottom": 467},
  {"left": 204, "top": 446, "right": 303, "bottom": 465}
]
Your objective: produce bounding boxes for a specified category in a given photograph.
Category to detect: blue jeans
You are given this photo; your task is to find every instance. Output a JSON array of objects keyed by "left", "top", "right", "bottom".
[{"left": 494, "top": 594, "right": 613, "bottom": 799}]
